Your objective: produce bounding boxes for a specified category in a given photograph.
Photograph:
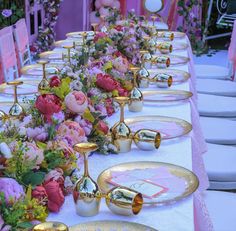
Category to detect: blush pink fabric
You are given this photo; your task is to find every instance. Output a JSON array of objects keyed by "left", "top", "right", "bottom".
[
  {"left": 228, "top": 20, "right": 236, "bottom": 81},
  {"left": 14, "top": 19, "right": 29, "bottom": 53}
]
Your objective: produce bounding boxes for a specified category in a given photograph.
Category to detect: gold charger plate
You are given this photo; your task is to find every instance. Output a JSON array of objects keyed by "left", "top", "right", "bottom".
[
  {"left": 143, "top": 90, "right": 193, "bottom": 102},
  {"left": 21, "top": 64, "right": 59, "bottom": 76},
  {"left": 0, "top": 83, "right": 37, "bottom": 96},
  {"left": 153, "top": 55, "right": 189, "bottom": 67},
  {"left": 148, "top": 69, "right": 190, "bottom": 84},
  {"left": 125, "top": 115, "right": 192, "bottom": 140},
  {"left": 70, "top": 220, "right": 157, "bottom": 231},
  {"left": 97, "top": 161, "right": 199, "bottom": 205}
]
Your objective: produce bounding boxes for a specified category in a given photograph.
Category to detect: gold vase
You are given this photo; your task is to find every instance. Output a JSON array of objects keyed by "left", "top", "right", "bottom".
[
  {"left": 128, "top": 67, "right": 143, "bottom": 112},
  {"left": 73, "top": 142, "right": 101, "bottom": 216},
  {"left": 111, "top": 97, "right": 132, "bottom": 153},
  {"left": 33, "top": 222, "right": 68, "bottom": 231},
  {"left": 6, "top": 81, "right": 25, "bottom": 119},
  {"left": 37, "top": 59, "right": 50, "bottom": 93}
]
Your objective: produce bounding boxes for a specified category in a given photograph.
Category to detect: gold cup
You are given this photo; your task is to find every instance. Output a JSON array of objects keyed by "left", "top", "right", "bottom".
[
  {"left": 153, "top": 73, "right": 173, "bottom": 88},
  {"left": 152, "top": 56, "right": 170, "bottom": 68},
  {"left": 6, "top": 81, "right": 25, "bottom": 119},
  {"left": 137, "top": 66, "right": 150, "bottom": 89},
  {"left": 73, "top": 142, "right": 101, "bottom": 216},
  {"left": 33, "top": 221, "right": 68, "bottom": 231},
  {"left": 158, "top": 31, "right": 175, "bottom": 41},
  {"left": 37, "top": 59, "right": 50, "bottom": 93},
  {"left": 105, "top": 186, "right": 143, "bottom": 216},
  {"left": 111, "top": 97, "right": 132, "bottom": 153},
  {"left": 128, "top": 67, "right": 143, "bottom": 112},
  {"left": 133, "top": 129, "right": 161, "bottom": 151},
  {"left": 140, "top": 50, "right": 152, "bottom": 69},
  {"left": 157, "top": 42, "right": 173, "bottom": 54}
]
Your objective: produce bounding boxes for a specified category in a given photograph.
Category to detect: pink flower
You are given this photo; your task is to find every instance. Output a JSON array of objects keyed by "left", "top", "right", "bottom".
[
  {"left": 26, "top": 127, "right": 48, "bottom": 142},
  {"left": 105, "top": 98, "right": 115, "bottom": 116},
  {"left": 44, "top": 168, "right": 64, "bottom": 191},
  {"left": 75, "top": 116, "right": 93, "bottom": 136},
  {"left": 0, "top": 178, "right": 25, "bottom": 205},
  {"left": 97, "top": 120, "right": 109, "bottom": 134},
  {"left": 32, "top": 186, "right": 48, "bottom": 206},
  {"left": 65, "top": 91, "right": 88, "bottom": 114},
  {"left": 112, "top": 56, "right": 129, "bottom": 73},
  {"left": 57, "top": 121, "right": 87, "bottom": 146},
  {"left": 94, "top": 32, "right": 107, "bottom": 43},
  {"left": 23, "top": 142, "right": 44, "bottom": 168},
  {"left": 49, "top": 76, "right": 61, "bottom": 87},
  {"left": 96, "top": 73, "right": 119, "bottom": 92}
]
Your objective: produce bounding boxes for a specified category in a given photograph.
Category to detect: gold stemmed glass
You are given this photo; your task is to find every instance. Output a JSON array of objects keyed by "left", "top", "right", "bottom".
[
  {"left": 152, "top": 73, "right": 173, "bottom": 88},
  {"left": 6, "top": 81, "right": 25, "bottom": 119},
  {"left": 151, "top": 15, "right": 158, "bottom": 26},
  {"left": 37, "top": 59, "right": 50, "bottom": 93},
  {"left": 0, "top": 110, "right": 9, "bottom": 123},
  {"left": 111, "top": 97, "right": 132, "bottom": 153},
  {"left": 157, "top": 42, "right": 173, "bottom": 54},
  {"left": 33, "top": 222, "right": 68, "bottom": 231},
  {"left": 128, "top": 67, "right": 143, "bottom": 112},
  {"left": 138, "top": 50, "right": 151, "bottom": 88},
  {"left": 62, "top": 44, "right": 74, "bottom": 64},
  {"left": 73, "top": 142, "right": 101, "bottom": 216}
]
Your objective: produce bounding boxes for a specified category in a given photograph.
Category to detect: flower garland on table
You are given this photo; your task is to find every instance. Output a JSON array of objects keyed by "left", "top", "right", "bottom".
[
  {"left": 0, "top": 11, "right": 159, "bottom": 229},
  {"left": 31, "top": 0, "right": 63, "bottom": 56}
]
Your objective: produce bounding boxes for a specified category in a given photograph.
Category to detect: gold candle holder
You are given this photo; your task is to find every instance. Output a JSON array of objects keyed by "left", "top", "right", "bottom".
[
  {"left": 105, "top": 186, "right": 143, "bottom": 216},
  {"left": 6, "top": 81, "right": 25, "bottom": 119},
  {"left": 37, "top": 59, "right": 50, "bottom": 93},
  {"left": 73, "top": 142, "right": 101, "bottom": 217},
  {"left": 62, "top": 45, "right": 74, "bottom": 64},
  {"left": 33, "top": 221, "right": 68, "bottom": 231},
  {"left": 133, "top": 129, "right": 161, "bottom": 151},
  {"left": 157, "top": 42, "right": 173, "bottom": 54},
  {"left": 128, "top": 67, "right": 143, "bottom": 112},
  {"left": 111, "top": 97, "right": 132, "bottom": 153},
  {"left": 152, "top": 73, "right": 173, "bottom": 88}
]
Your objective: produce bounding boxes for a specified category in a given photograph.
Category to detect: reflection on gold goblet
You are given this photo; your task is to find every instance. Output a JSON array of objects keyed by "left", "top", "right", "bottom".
[
  {"left": 32, "top": 221, "right": 68, "bottom": 231},
  {"left": 6, "top": 81, "right": 25, "bottom": 119},
  {"left": 152, "top": 73, "right": 173, "bottom": 88},
  {"left": 111, "top": 97, "right": 132, "bottom": 153},
  {"left": 73, "top": 142, "right": 101, "bottom": 216},
  {"left": 0, "top": 110, "right": 9, "bottom": 123}
]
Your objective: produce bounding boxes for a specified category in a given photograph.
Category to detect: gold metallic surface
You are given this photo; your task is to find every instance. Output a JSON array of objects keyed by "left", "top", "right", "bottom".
[{"left": 33, "top": 222, "right": 68, "bottom": 231}]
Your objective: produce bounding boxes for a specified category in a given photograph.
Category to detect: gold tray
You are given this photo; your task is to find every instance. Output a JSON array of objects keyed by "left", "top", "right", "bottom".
[
  {"left": 125, "top": 115, "right": 192, "bottom": 140},
  {"left": 156, "top": 41, "right": 188, "bottom": 51},
  {"left": 143, "top": 90, "right": 193, "bottom": 102},
  {"left": 70, "top": 220, "right": 157, "bottom": 231},
  {"left": 54, "top": 39, "right": 83, "bottom": 48},
  {"left": 97, "top": 161, "right": 199, "bottom": 205},
  {"left": 0, "top": 83, "right": 38, "bottom": 96},
  {"left": 148, "top": 69, "right": 190, "bottom": 84},
  {"left": 153, "top": 55, "right": 189, "bottom": 67},
  {"left": 21, "top": 64, "right": 59, "bottom": 76}
]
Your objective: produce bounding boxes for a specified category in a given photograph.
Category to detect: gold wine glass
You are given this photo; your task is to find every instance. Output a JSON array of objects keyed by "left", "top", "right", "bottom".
[
  {"left": 73, "top": 142, "right": 101, "bottom": 216},
  {"left": 111, "top": 97, "right": 132, "bottom": 153},
  {"left": 0, "top": 110, "right": 9, "bottom": 123},
  {"left": 6, "top": 81, "right": 25, "bottom": 119},
  {"left": 152, "top": 73, "right": 173, "bottom": 88},
  {"left": 37, "top": 59, "right": 50, "bottom": 93},
  {"left": 62, "top": 44, "right": 74, "bottom": 64}
]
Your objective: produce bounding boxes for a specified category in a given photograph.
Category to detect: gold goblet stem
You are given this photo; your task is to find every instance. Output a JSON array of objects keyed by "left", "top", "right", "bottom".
[
  {"left": 67, "top": 47, "right": 71, "bottom": 64},
  {"left": 83, "top": 150, "right": 89, "bottom": 177},
  {"left": 13, "top": 85, "right": 18, "bottom": 104},
  {"left": 120, "top": 102, "right": 125, "bottom": 123},
  {"left": 42, "top": 62, "right": 46, "bottom": 80}
]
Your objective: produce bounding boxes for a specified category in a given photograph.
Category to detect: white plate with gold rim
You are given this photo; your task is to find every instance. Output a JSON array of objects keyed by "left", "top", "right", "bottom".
[
  {"left": 21, "top": 64, "right": 60, "bottom": 77},
  {"left": 0, "top": 83, "right": 37, "bottom": 96}
]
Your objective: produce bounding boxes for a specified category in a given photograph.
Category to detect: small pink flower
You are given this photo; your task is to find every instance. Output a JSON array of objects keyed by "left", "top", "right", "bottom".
[
  {"left": 65, "top": 91, "right": 88, "bottom": 114},
  {"left": 112, "top": 56, "right": 129, "bottom": 73}
]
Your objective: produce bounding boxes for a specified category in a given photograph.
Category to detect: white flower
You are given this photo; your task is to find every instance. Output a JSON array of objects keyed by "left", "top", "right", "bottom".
[{"left": 0, "top": 142, "right": 12, "bottom": 159}]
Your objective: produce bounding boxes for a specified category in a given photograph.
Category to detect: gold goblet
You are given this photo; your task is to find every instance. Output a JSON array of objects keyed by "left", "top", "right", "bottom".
[
  {"left": 152, "top": 56, "right": 170, "bottom": 68},
  {"left": 33, "top": 221, "right": 68, "bottom": 231},
  {"left": 151, "top": 15, "right": 158, "bottom": 26},
  {"left": 128, "top": 67, "right": 143, "bottom": 112},
  {"left": 140, "top": 50, "right": 152, "bottom": 69},
  {"left": 133, "top": 129, "right": 161, "bottom": 151},
  {"left": 0, "top": 110, "right": 9, "bottom": 123},
  {"left": 73, "top": 142, "right": 101, "bottom": 217},
  {"left": 157, "top": 42, "right": 173, "bottom": 54},
  {"left": 105, "top": 186, "right": 143, "bottom": 216},
  {"left": 158, "top": 31, "right": 175, "bottom": 41},
  {"left": 6, "top": 81, "right": 25, "bottom": 119},
  {"left": 152, "top": 73, "right": 173, "bottom": 88},
  {"left": 111, "top": 97, "right": 132, "bottom": 153},
  {"left": 37, "top": 59, "right": 50, "bottom": 93},
  {"left": 62, "top": 44, "right": 74, "bottom": 64}
]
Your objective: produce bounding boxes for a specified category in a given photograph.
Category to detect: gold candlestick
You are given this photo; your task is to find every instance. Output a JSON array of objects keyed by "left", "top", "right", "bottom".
[
  {"left": 33, "top": 221, "right": 68, "bottom": 231},
  {"left": 37, "top": 59, "right": 50, "bottom": 93},
  {"left": 6, "top": 81, "right": 25, "bottom": 119},
  {"left": 73, "top": 142, "right": 101, "bottom": 216},
  {"left": 128, "top": 67, "right": 143, "bottom": 112},
  {"left": 111, "top": 97, "right": 132, "bottom": 153}
]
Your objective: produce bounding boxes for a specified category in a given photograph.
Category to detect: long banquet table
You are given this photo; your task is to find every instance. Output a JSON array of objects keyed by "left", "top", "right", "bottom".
[{"left": 0, "top": 35, "right": 213, "bottom": 231}]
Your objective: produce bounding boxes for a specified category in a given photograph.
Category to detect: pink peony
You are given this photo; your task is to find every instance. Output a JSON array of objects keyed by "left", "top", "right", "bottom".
[
  {"left": 23, "top": 142, "right": 44, "bottom": 168},
  {"left": 0, "top": 178, "right": 25, "bottom": 204},
  {"left": 44, "top": 168, "right": 65, "bottom": 191},
  {"left": 75, "top": 116, "right": 93, "bottom": 136},
  {"left": 105, "top": 98, "right": 115, "bottom": 116},
  {"left": 32, "top": 186, "right": 48, "bottom": 206},
  {"left": 96, "top": 73, "right": 119, "bottom": 92},
  {"left": 57, "top": 121, "right": 87, "bottom": 146},
  {"left": 65, "top": 91, "right": 88, "bottom": 114},
  {"left": 97, "top": 120, "right": 109, "bottom": 134}
]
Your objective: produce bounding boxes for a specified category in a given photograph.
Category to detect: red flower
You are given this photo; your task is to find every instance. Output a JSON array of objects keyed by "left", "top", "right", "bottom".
[
  {"left": 105, "top": 98, "right": 115, "bottom": 116},
  {"left": 44, "top": 168, "right": 65, "bottom": 192},
  {"left": 96, "top": 73, "right": 119, "bottom": 92},
  {"left": 49, "top": 76, "right": 61, "bottom": 87},
  {"left": 97, "top": 120, "right": 109, "bottom": 134},
  {"left": 114, "top": 25, "right": 123, "bottom": 32},
  {"left": 44, "top": 181, "right": 65, "bottom": 212},
  {"left": 35, "top": 94, "right": 62, "bottom": 123},
  {"left": 32, "top": 186, "right": 48, "bottom": 206},
  {"left": 94, "top": 32, "right": 107, "bottom": 43}
]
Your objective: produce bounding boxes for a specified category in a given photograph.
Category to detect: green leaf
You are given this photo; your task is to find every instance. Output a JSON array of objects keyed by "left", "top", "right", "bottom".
[
  {"left": 22, "top": 171, "right": 45, "bottom": 187},
  {"left": 83, "top": 108, "right": 95, "bottom": 123},
  {"left": 17, "top": 222, "right": 33, "bottom": 229}
]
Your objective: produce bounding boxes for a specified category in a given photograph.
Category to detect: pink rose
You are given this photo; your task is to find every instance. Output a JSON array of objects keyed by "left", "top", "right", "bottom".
[
  {"left": 65, "top": 91, "right": 88, "bottom": 114},
  {"left": 44, "top": 168, "right": 65, "bottom": 191},
  {"left": 57, "top": 121, "right": 87, "bottom": 146},
  {"left": 0, "top": 178, "right": 25, "bottom": 204},
  {"left": 105, "top": 98, "right": 115, "bottom": 116},
  {"left": 97, "top": 120, "right": 109, "bottom": 134},
  {"left": 49, "top": 76, "right": 61, "bottom": 87},
  {"left": 32, "top": 186, "right": 48, "bottom": 205},
  {"left": 23, "top": 142, "right": 44, "bottom": 168},
  {"left": 96, "top": 73, "right": 119, "bottom": 92},
  {"left": 94, "top": 32, "right": 107, "bottom": 43},
  {"left": 44, "top": 181, "right": 65, "bottom": 212},
  {"left": 112, "top": 56, "right": 129, "bottom": 73}
]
